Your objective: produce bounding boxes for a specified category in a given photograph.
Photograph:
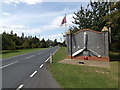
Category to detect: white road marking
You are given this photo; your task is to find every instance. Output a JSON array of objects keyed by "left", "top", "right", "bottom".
[
  {"left": 38, "top": 52, "right": 42, "bottom": 54},
  {"left": 25, "top": 55, "right": 35, "bottom": 59},
  {"left": 30, "top": 71, "right": 37, "bottom": 78},
  {"left": 16, "top": 84, "right": 24, "bottom": 90},
  {"left": 53, "top": 48, "right": 60, "bottom": 55},
  {"left": 0, "top": 61, "right": 18, "bottom": 69},
  {"left": 39, "top": 64, "right": 44, "bottom": 68},
  {"left": 45, "top": 57, "right": 50, "bottom": 63}
]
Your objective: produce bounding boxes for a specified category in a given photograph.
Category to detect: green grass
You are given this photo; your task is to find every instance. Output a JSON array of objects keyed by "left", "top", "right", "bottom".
[
  {"left": 1, "top": 48, "right": 48, "bottom": 59},
  {"left": 49, "top": 47, "right": 119, "bottom": 88}
]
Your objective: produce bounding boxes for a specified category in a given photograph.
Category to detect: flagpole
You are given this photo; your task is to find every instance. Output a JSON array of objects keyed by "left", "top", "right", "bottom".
[
  {"left": 109, "top": 0, "right": 111, "bottom": 44},
  {"left": 65, "top": 14, "right": 67, "bottom": 32}
]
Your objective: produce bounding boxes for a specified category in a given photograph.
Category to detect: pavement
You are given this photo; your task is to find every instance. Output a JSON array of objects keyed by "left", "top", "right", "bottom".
[{"left": 1, "top": 47, "right": 60, "bottom": 89}]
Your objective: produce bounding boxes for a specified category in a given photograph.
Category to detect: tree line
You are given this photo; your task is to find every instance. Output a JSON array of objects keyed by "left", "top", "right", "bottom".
[
  {"left": 2, "top": 31, "right": 65, "bottom": 50},
  {"left": 71, "top": 1, "right": 120, "bottom": 51}
]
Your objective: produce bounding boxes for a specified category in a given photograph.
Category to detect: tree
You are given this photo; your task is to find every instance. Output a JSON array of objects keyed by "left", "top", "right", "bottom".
[
  {"left": 73, "top": 5, "right": 93, "bottom": 30},
  {"left": 32, "top": 36, "right": 39, "bottom": 44},
  {"left": 2, "top": 32, "right": 16, "bottom": 50},
  {"left": 103, "top": 1, "right": 120, "bottom": 42},
  {"left": 46, "top": 39, "right": 53, "bottom": 47},
  {"left": 10, "top": 30, "right": 13, "bottom": 35},
  {"left": 39, "top": 38, "right": 46, "bottom": 48},
  {"left": 73, "top": 1, "right": 113, "bottom": 32},
  {"left": 53, "top": 39, "right": 58, "bottom": 46},
  {"left": 103, "top": 1, "right": 120, "bottom": 51},
  {"left": 21, "top": 33, "right": 24, "bottom": 38},
  {"left": 22, "top": 41, "right": 29, "bottom": 49}
]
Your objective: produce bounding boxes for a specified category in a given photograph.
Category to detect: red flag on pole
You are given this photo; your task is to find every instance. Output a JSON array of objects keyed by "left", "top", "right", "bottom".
[{"left": 61, "top": 15, "right": 66, "bottom": 26}]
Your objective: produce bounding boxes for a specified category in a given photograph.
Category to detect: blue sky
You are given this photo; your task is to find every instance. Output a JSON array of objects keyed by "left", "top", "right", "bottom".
[{"left": 0, "top": 0, "right": 89, "bottom": 42}]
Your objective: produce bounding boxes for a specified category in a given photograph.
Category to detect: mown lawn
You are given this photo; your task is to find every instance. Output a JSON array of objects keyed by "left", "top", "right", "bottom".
[
  {"left": 1, "top": 48, "right": 47, "bottom": 59},
  {"left": 49, "top": 47, "right": 119, "bottom": 88}
]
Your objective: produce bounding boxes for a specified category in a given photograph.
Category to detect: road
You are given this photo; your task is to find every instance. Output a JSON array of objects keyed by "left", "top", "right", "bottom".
[{"left": 1, "top": 47, "right": 60, "bottom": 89}]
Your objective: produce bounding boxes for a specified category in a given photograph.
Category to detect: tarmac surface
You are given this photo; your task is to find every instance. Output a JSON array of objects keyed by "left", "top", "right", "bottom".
[{"left": 1, "top": 47, "right": 60, "bottom": 89}]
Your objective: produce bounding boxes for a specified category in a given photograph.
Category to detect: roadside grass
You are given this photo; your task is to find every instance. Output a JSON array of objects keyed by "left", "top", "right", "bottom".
[
  {"left": 1, "top": 48, "right": 47, "bottom": 59},
  {"left": 49, "top": 47, "right": 119, "bottom": 88}
]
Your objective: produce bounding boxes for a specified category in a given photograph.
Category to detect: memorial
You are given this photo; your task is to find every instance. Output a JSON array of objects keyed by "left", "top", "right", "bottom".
[{"left": 65, "top": 28, "right": 110, "bottom": 62}]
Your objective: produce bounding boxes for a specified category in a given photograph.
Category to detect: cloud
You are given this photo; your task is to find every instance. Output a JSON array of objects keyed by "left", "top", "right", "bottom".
[
  {"left": 48, "top": 34, "right": 62, "bottom": 38},
  {"left": 42, "top": 33, "right": 63, "bottom": 41},
  {"left": 40, "top": 13, "right": 76, "bottom": 32},
  {"left": 0, "top": 3, "right": 78, "bottom": 41},
  {"left": 11, "top": 25, "right": 28, "bottom": 29},
  {"left": 1, "top": 12, "right": 11, "bottom": 16},
  {"left": 3, "top": 0, "right": 92, "bottom": 3},
  {"left": 1, "top": 6, "right": 78, "bottom": 28},
  {"left": 4, "top": 0, "right": 42, "bottom": 5},
  {"left": 0, "top": 24, "right": 41, "bottom": 36}
]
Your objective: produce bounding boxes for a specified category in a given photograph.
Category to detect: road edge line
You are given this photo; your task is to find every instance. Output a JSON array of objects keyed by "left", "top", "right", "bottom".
[
  {"left": 45, "top": 57, "right": 50, "bottom": 63},
  {"left": 16, "top": 84, "right": 24, "bottom": 90},
  {"left": 39, "top": 64, "right": 44, "bottom": 68},
  {"left": 53, "top": 47, "right": 60, "bottom": 55},
  {"left": 30, "top": 71, "right": 37, "bottom": 78}
]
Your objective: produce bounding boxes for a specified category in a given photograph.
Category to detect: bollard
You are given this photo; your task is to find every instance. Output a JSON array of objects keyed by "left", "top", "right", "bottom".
[{"left": 50, "top": 54, "right": 53, "bottom": 63}]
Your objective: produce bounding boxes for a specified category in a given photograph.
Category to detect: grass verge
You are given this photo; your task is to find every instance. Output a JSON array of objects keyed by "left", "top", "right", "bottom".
[
  {"left": 1, "top": 48, "right": 47, "bottom": 59},
  {"left": 49, "top": 47, "right": 119, "bottom": 88}
]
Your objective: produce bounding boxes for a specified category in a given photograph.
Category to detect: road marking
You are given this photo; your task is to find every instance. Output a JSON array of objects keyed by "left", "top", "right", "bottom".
[
  {"left": 45, "top": 57, "right": 50, "bottom": 63},
  {"left": 38, "top": 51, "right": 46, "bottom": 54},
  {"left": 30, "top": 71, "right": 37, "bottom": 78},
  {"left": 25, "top": 55, "right": 35, "bottom": 59},
  {"left": 39, "top": 64, "right": 44, "bottom": 68},
  {"left": 38, "top": 52, "right": 42, "bottom": 54},
  {"left": 53, "top": 48, "right": 60, "bottom": 55},
  {"left": 16, "top": 84, "right": 24, "bottom": 90},
  {"left": 0, "top": 61, "right": 18, "bottom": 69}
]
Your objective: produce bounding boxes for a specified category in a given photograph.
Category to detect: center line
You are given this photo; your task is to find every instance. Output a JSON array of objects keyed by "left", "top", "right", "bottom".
[
  {"left": 0, "top": 61, "right": 18, "bottom": 69},
  {"left": 25, "top": 55, "right": 35, "bottom": 59},
  {"left": 38, "top": 52, "right": 42, "bottom": 54},
  {"left": 30, "top": 71, "right": 37, "bottom": 78}
]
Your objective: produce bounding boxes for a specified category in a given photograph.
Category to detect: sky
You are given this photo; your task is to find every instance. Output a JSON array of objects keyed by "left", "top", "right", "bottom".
[{"left": 0, "top": 0, "right": 89, "bottom": 42}]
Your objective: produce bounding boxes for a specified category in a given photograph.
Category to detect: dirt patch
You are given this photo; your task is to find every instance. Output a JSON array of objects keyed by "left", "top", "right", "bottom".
[{"left": 58, "top": 59, "right": 110, "bottom": 68}]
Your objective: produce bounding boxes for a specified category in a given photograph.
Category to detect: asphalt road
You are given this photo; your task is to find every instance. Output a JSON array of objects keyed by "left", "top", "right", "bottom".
[{"left": 1, "top": 47, "right": 60, "bottom": 89}]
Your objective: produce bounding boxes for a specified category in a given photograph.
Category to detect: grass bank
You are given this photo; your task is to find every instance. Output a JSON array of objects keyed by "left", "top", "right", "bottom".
[
  {"left": 49, "top": 47, "right": 119, "bottom": 88},
  {"left": 1, "top": 48, "right": 47, "bottom": 59}
]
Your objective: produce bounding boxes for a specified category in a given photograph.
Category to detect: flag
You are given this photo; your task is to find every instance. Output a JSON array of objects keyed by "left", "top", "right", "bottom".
[{"left": 61, "top": 15, "right": 66, "bottom": 26}]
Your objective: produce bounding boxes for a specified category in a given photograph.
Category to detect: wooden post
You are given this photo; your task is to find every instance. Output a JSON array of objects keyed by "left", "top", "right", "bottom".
[{"left": 50, "top": 54, "right": 53, "bottom": 63}]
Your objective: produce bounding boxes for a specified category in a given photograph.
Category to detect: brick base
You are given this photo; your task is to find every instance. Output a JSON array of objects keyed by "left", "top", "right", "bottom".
[{"left": 66, "top": 56, "right": 109, "bottom": 62}]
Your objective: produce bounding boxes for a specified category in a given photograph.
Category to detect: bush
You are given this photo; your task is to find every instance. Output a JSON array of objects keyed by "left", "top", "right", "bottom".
[{"left": 110, "top": 44, "right": 120, "bottom": 52}]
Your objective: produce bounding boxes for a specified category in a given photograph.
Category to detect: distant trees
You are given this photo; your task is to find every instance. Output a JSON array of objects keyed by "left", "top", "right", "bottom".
[
  {"left": 2, "top": 32, "right": 16, "bottom": 50},
  {"left": 2, "top": 31, "right": 63, "bottom": 50}
]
